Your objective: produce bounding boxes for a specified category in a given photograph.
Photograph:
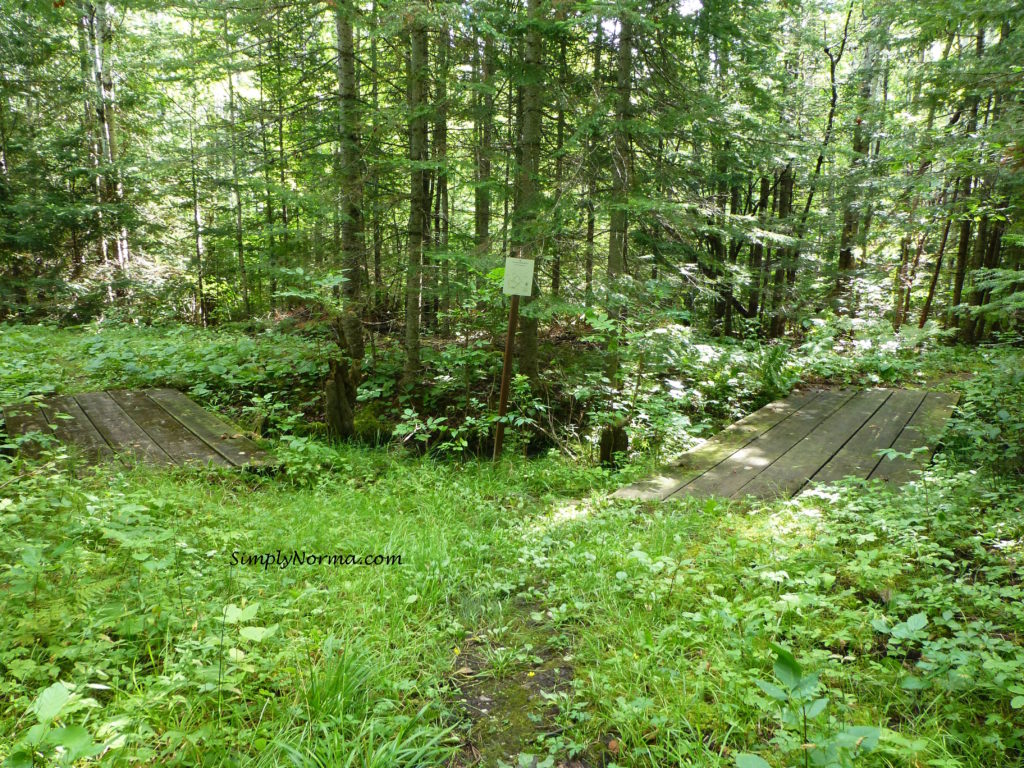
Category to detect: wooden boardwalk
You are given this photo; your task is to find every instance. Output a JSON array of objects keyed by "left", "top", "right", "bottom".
[
  {"left": 2, "top": 388, "right": 274, "bottom": 469},
  {"left": 613, "top": 388, "right": 959, "bottom": 502}
]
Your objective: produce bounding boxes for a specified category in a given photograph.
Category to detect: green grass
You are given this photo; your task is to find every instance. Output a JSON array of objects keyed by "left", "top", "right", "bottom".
[{"left": 1, "top": 322, "right": 1022, "bottom": 767}]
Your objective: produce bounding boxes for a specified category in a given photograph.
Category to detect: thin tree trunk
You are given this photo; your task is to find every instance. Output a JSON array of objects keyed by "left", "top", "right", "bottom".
[
  {"left": 434, "top": 23, "right": 450, "bottom": 333},
  {"left": 747, "top": 175, "right": 770, "bottom": 318},
  {"left": 188, "top": 124, "right": 205, "bottom": 326},
  {"left": 403, "top": 13, "right": 428, "bottom": 384},
  {"left": 584, "top": 21, "right": 603, "bottom": 307},
  {"left": 224, "top": 11, "right": 249, "bottom": 317},
  {"left": 950, "top": 26, "right": 983, "bottom": 330},
  {"left": 918, "top": 179, "right": 960, "bottom": 328},
  {"left": 514, "top": 0, "right": 545, "bottom": 387},
  {"left": 335, "top": 0, "right": 364, "bottom": 304},
  {"left": 551, "top": 33, "right": 567, "bottom": 297},
  {"left": 473, "top": 28, "right": 494, "bottom": 295},
  {"left": 769, "top": 164, "right": 793, "bottom": 338},
  {"left": 599, "top": 13, "right": 632, "bottom": 466}
]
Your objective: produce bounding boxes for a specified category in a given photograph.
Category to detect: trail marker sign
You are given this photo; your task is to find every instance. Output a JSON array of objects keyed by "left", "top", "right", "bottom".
[
  {"left": 493, "top": 257, "right": 534, "bottom": 459},
  {"left": 502, "top": 257, "right": 534, "bottom": 297}
]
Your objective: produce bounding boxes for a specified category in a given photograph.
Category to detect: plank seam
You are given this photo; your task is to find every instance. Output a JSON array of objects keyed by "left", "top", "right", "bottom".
[
  {"left": 791, "top": 389, "right": 895, "bottom": 496},
  {"left": 669, "top": 389, "right": 853, "bottom": 500},
  {"left": 41, "top": 396, "right": 115, "bottom": 461},
  {"left": 69, "top": 394, "right": 120, "bottom": 455},
  {"left": 78, "top": 392, "right": 175, "bottom": 463},
  {"left": 862, "top": 390, "right": 931, "bottom": 481},
  {"left": 725, "top": 388, "right": 864, "bottom": 498},
  {"left": 110, "top": 390, "right": 227, "bottom": 467},
  {"left": 144, "top": 390, "right": 246, "bottom": 467},
  {"left": 659, "top": 390, "right": 827, "bottom": 499}
]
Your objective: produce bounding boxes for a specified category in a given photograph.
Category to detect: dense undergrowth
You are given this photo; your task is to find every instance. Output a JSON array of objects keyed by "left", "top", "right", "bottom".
[{"left": 1, "top": 321, "right": 1022, "bottom": 767}]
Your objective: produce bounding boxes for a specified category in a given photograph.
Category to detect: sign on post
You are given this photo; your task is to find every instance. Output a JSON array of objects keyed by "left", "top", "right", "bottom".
[
  {"left": 503, "top": 257, "right": 535, "bottom": 297},
  {"left": 494, "top": 257, "right": 534, "bottom": 460}
]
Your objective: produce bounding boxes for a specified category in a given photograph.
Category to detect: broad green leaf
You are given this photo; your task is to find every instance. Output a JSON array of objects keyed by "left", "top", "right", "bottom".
[
  {"left": 239, "top": 624, "right": 277, "bottom": 642},
  {"left": 900, "top": 675, "right": 931, "bottom": 691},
  {"left": 32, "top": 682, "right": 71, "bottom": 722},
  {"left": 770, "top": 644, "right": 801, "bottom": 689},
  {"left": 47, "top": 725, "right": 95, "bottom": 759},
  {"left": 754, "top": 679, "right": 788, "bottom": 702},
  {"left": 3, "top": 751, "right": 34, "bottom": 768},
  {"left": 735, "top": 754, "right": 772, "bottom": 768},
  {"left": 835, "top": 725, "right": 881, "bottom": 752},
  {"left": 805, "top": 697, "right": 828, "bottom": 718},
  {"left": 906, "top": 612, "right": 928, "bottom": 632}
]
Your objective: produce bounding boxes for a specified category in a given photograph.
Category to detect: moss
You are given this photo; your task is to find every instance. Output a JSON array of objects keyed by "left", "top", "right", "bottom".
[{"left": 353, "top": 403, "right": 393, "bottom": 446}]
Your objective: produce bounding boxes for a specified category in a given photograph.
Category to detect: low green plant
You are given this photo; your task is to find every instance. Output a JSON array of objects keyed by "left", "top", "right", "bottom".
[{"left": 738, "top": 645, "right": 880, "bottom": 768}]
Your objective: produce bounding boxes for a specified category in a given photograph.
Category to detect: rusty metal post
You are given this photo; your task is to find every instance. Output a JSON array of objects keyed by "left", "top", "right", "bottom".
[{"left": 492, "top": 294, "right": 520, "bottom": 460}]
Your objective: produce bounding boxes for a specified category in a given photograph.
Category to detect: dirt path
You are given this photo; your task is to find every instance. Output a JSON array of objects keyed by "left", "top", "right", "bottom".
[{"left": 450, "top": 607, "right": 597, "bottom": 768}]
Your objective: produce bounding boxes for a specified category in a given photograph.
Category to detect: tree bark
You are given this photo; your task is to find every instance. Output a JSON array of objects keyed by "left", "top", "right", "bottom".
[
  {"left": 403, "top": 11, "right": 428, "bottom": 385},
  {"left": 326, "top": 0, "right": 366, "bottom": 438},
  {"left": 768, "top": 164, "right": 793, "bottom": 339},
  {"left": 224, "top": 11, "right": 249, "bottom": 317},
  {"left": 434, "top": 23, "right": 450, "bottom": 333},
  {"left": 918, "top": 179, "right": 960, "bottom": 328},
  {"left": 514, "top": 0, "right": 544, "bottom": 386},
  {"left": 747, "top": 175, "right": 770, "bottom": 319},
  {"left": 599, "top": 12, "right": 633, "bottom": 467},
  {"left": 473, "top": 27, "right": 494, "bottom": 294}
]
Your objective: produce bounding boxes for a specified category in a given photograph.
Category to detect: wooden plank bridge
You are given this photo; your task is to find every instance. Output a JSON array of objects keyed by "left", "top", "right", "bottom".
[
  {"left": 613, "top": 388, "right": 959, "bottom": 502},
  {"left": 2, "top": 388, "right": 274, "bottom": 469}
]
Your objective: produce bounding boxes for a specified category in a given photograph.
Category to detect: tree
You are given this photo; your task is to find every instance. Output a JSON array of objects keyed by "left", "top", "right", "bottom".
[{"left": 404, "top": 5, "right": 429, "bottom": 386}]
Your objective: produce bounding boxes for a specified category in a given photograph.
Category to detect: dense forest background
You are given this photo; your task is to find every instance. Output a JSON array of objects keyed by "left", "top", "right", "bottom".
[
  {"left": 1, "top": 0, "right": 1023, "bottom": 452},
  {"left": 4, "top": 3, "right": 1024, "bottom": 765}
]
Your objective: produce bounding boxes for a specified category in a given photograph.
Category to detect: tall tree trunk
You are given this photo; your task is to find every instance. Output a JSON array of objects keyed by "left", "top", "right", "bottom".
[
  {"left": 514, "top": 0, "right": 545, "bottom": 386},
  {"left": 837, "top": 13, "right": 885, "bottom": 310},
  {"left": 599, "top": 13, "right": 632, "bottom": 467},
  {"left": 584, "top": 20, "right": 603, "bottom": 307},
  {"left": 918, "top": 179, "right": 960, "bottom": 328},
  {"left": 747, "top": 175, "right": 770, "bottom": 318},
  {"left": 188, "top": 123, "right": 206, "bottom": 326},
  {"left": 950, "top": 26, "right": 984, "bottom": 331},
  {"left": 327, "top": 0, "right": 366, "bottom": 439},
  {"left": 224, "top": 11, "right": 249, "bottom": 317},
  {"left": 76, "top": 2, "right": 103, "bottom": 271},
  {"left": 369, "top": 0, "right": 383, "bottom": 308},
  {"left": 769, "top": 164, "right": 793, "bottom": 338},
  {"left": 257, "top": 39, "right": 276, "bottom": 308},
  {"left": 403, "top": 11, "right": 429, "bottom": 385},
  {"left": 434, "top": 23, "right": 450, "bottom": 333},
  {"left": 781, "top": 1, "right": 850, "bottom": 328},
  {"left": 550, "top": 32, "right": 567, "bottom": 297},
  {"left": 273, "top": 18, "right": 290, "bottom": 282},
  {"left": 335, "top": 0, "right": 364, "bottom": 304},
  {"left": 473, "top": 27, "right": 494, "bottom": 294}
]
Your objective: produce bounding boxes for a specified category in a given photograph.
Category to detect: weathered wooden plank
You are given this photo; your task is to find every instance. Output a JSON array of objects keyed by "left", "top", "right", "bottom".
[
  {"left": 108, "top": 390, "right": 230, "bottom": 467},
  {"left": 734, "top": 388, "right": 891, "bottom": 499},
  {"left": 807, "top": 389, "right": 926, "bottom": 487},
  {"left": 2, "top": 402, "right": 53, "bottom": 457},
  {"left": 673, "top": 389, "right": 856, "bottom": 500},
  {"left": 145, "top": 388, "right": 273, "bottom": 468},
  {"left": 40, "top": 395, "right": 115, "bottom": 461},
  {"left": 611, "top": 389, "right": 820, "bottom": 500},
  {"left": 868, "top": 391, "right": 960, "bottom": 485},
  {"left": 74, "top": 391, "right": 174, "bottom": 465}
]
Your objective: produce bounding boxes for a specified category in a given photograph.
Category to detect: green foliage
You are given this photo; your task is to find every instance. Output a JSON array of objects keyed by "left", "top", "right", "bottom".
[
  {"left": 740, "top": 645, "right": 880, "bottom": 768},
  {"left": 0, "top": 322, "right": 325, "bottom": 413},
  {"left": 1, "top": 325, "right": 1022, "bottom": 767},
  {"left": 946, "top": 352, "right": 1024, "bottom": 475}
]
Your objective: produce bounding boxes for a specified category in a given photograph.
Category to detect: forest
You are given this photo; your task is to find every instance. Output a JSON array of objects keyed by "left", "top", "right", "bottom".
[{"left": 1, "top": 0, "right": 1023, "bottom": 766}]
